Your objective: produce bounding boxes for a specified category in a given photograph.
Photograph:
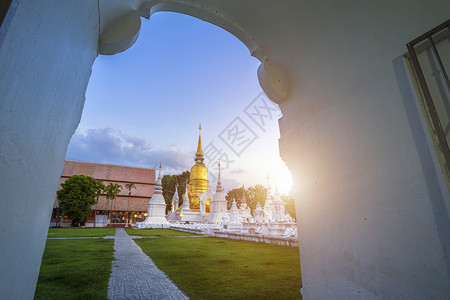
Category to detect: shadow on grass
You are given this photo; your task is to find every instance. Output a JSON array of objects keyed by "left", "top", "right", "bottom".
[
  {"left": 34, "top": 239, "right": 114, "bottom": 300},
  {"left": 124, "top": 228, "right": 197, "bottom": 237},
  {"left": 47, "top": 227, "right": 116, "bottom": 238}
]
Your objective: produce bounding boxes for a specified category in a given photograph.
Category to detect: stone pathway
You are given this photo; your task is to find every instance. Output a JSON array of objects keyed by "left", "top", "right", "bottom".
[{"left": 108, "top": 228, "right": 189, "bottom": 300}]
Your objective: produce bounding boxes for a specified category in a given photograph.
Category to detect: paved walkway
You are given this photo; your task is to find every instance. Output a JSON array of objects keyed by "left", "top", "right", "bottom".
[{"left": 108, "top": 228, "right": 189, "bottom": 300}]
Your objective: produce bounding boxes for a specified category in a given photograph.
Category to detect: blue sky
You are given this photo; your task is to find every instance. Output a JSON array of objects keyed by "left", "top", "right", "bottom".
[{"left": 66, "top": 12, "right": 292, "bottom": 194}]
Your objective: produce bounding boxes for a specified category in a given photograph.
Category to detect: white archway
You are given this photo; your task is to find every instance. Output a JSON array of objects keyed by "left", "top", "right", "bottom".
[
  {"left": 97, "top": 0, "right": 289, "bottom": 104},
  {"left": 1, "top": 1, "right": 450, "bottom": 299}
]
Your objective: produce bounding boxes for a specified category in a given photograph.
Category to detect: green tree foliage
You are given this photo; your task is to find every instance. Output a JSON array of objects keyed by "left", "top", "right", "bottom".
[
  {"left": 57, "top": 175, "right": 98, "bottom": 227},
  {"left": 95, "top": 180, "right": 105, "bottom": 202},
  {"left": 225, "top": 186, "right": 245, "bottom": 210},
  {"left": 281, "top": 195, "right": 296, "bottom": 220},
  {"left": 104, "top": 182, "right": 122, "bottom": 223},
  {"left": 125, "top": 182, "right": 136, "bottom": 196},
  {"left": 225, "top": 185, "right": 296, "bottom": 217},
  {"left": 162, "top": 171, "right": 190, "bottom": 212},
  {"left": 104, "top": 183, "right": 122, "bottom": 202},
  {"left": 225, "top": 185, "right": 267, "bottom": 212},
  {"left": 93, "top": 180, "right": 105, "bottom": 227},
  {"left": 246, "top": 184, "right": 267, "bottom": 212},
  {"left": 125, "top": 182, "right": 136, "bottom": 224}
]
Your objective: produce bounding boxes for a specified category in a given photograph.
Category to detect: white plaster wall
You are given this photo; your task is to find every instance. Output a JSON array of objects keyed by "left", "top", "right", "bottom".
[
  {"left": 0, "top": 1, "right": 99, "bottom": 298},
  {"left": 269, "top": 2, "right": 450, "bottom": 299},
  {"left": 1, "top": 0, "right": 450, "bottom": 299},
  {"left": 148, "top": 1, "right": 450, "bottom": 297}
]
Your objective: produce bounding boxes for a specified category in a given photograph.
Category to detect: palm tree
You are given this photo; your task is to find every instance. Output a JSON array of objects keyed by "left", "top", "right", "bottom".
[
  {"left": 124, "top": 182, "right": 136, "bottom": 227},
  {"left": 94, "top": 180, "right": 105, "bottom": 227},
  {"left": 105, "top": 182, "right": 122, "bottom": 226}
]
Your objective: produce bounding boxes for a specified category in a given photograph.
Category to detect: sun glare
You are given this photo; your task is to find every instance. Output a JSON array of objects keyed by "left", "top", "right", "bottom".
[{"left": 274, "top": 168, "right": 293, "bottom": 195}]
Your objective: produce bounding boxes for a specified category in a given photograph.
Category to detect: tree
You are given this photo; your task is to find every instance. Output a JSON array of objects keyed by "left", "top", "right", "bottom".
[
  {"left": 246, "top": 184, "right": 267, "bottom": 212},
  {"left": 125, "top": 182, "right": 136, "bottom": 227},
  {"left": 162, "top": 171, "right": 190, "bottom": 212},
  {"left": 93, "top": 179, "right": 105, "bottom": 227},
  {"left": 57, "top": 175, "right": 98, "bottom": 227},
  {"left": 225, "top": 184, "right": 267, "bottom": 212},
  {"left": 104, "top": 182, "right": 122, "bottom": 225},
  {"left": 162, "top": 175, "right": 176, "bottom": 211},
  {"left": 281, "top": 194, "right": 296, "bottom": 220},
  {"left": 225, "top": 186, "right": 245, "bottom": 210}
]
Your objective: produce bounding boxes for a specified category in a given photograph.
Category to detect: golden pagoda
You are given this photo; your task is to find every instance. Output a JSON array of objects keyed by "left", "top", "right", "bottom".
[{"left": 187, "top": 124, "right": 210, "bottom": 211}]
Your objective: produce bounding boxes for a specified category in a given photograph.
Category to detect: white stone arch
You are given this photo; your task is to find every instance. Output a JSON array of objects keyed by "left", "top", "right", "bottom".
[
  {"left": 4, "top": 2, "right": 450, "bottom": 299},
  {"left": 97, "top": 0, "right": 288, "bottom": 104}
]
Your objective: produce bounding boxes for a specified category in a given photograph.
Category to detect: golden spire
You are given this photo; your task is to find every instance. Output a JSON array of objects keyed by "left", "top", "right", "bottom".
[
  {"left": 195, "top": 124, "right": 204, "bottom": 164},
  {"left": 188, "top": 124, "right": 209, "bottom": 210},
  {"left": 196, "top": 123, "right": 203, "bottom": 156}
]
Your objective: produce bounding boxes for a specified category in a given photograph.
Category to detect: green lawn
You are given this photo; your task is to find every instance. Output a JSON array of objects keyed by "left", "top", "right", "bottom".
[
  {"left": 34, "top": 239, "right": 114, "bottom": 300},
  {"left": 124, "top": 228, "right": 197, "bottom": 237},
  {"left": 134, "top": 237, "right": 302, "bottom": 299},
  {"left": 47, "top": 227, "right": 115, "bottom": 238}
]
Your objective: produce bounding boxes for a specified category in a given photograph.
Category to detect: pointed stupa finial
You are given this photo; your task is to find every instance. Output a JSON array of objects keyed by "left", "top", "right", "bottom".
[
  {"left": 195, "top": 123, "right": 203, "bottom": 157},
  {"left": 182, "top": 179, "right": 190, "bottom": 209},
  {"left": 154, "top": 163, "right": 163, "bottom": 194},
  {"left": 216, "top": 161, "right": 223, "bottom": 192},
  {"left": 157, "top": 162, "right": 162, "bottom": 179},
  {"left": 172, "top": 183, "right": 179, "bottom": 201},
  {"left": 241, "top": 184, "right": 246, "bottom": 203},
  {"left": 231, "top": 199, "right": 237, "bottom": 209},
  {"left": 218, "top": 161, "right": 221, "bottom": 181}
]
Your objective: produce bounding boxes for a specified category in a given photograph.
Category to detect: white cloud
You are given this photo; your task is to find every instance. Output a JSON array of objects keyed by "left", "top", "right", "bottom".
[{"left": 66, "top": 128, "right": 192, "bottom": 173}]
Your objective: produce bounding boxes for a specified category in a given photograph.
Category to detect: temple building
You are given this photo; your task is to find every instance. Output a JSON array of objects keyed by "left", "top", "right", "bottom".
[
  {"left": 51, "top": 160, "right": 155, "bottom": 227},
  {"left": 165, "top": 126, "right": 294, "bottom": 228},
  {"left": 187, "top": 124, "right": 210, "bottom": 211},
  {"left": 208, "top": 162, "right": 229, "bottom": 223},
  {"left": 238, "top": 186, "right": 253, "bottom": 222},
  {"left": 168, "top": 125, "right": 213, "bottom": 223},
  {"left": 171, "top": 159, "right": 297, "bottom": 238}
]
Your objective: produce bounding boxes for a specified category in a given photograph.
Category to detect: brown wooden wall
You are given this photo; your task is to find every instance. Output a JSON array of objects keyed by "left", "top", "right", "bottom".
[{"left": 54, "top": 160, "right": 155, "bottom": 212}]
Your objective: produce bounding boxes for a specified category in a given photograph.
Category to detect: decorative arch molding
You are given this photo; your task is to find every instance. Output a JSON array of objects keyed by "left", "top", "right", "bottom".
[
  {"left": 144, "top": 1, "right": 264, "bottom": 61},
  {"left": 98, "top": 0, "right": 288, "bottom": 104}
]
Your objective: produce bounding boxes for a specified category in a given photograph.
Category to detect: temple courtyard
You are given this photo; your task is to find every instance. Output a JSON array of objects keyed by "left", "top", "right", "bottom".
[{"left": 35, "top": 228, "right": 301, "bottom": 299}]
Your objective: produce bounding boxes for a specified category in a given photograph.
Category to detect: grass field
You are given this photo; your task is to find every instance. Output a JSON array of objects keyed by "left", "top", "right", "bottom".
[
  {"left": 47, "top": 227, "right": 115, "bottom": 238},
  {"left": 34, "top": 239, "right": 114, "bottom": 300},
  {"left": 134, "top": 236, "right": 302, "bottom": 299},
  {"left": 124, "top": 228, "right": 197, "bottom": 237},
  {"left": 37, "top": 228, "right": 301, "bottom": 299}
]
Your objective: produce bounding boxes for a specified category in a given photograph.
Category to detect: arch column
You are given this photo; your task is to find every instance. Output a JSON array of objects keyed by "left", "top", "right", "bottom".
[{"left": 0, "top": 1, "right": 99, "bottom": 298}]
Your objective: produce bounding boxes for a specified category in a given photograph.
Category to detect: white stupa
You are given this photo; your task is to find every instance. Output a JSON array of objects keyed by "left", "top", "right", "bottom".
[
  {"left": 199, "top": 186, "right": 213, "bottom": 216},
  {"left": 171, "top": 184, "right": 179, "bottom": 212},
  {"left": 208, "top": 162, "right": 229, "bottom": 223},
  {"left": 166, "top": 184, "right": 180, "bottom": 222},
  {"left": 239, "top": 185, "right": 253, "bottom": 221},
  {"left": 253, "top": 202, "right": 265, "bottom": 223},
  {"left": 137, "top": 164, "right": 169, "bottom": 228},
  {"left": 271, "top": 187, "right": 287, "bottom": 221},
  {"left": 180, "top": 181, "right": 207, "bottom": 222},
  {"left": 263, "top": 185, "right": 273, "bottom": 222},
  {"left": 181, "top": 183, "right": 190, "bottom": 211},
  {"left": 229, "top": 200, "right": 240, "bottom": 224}
]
